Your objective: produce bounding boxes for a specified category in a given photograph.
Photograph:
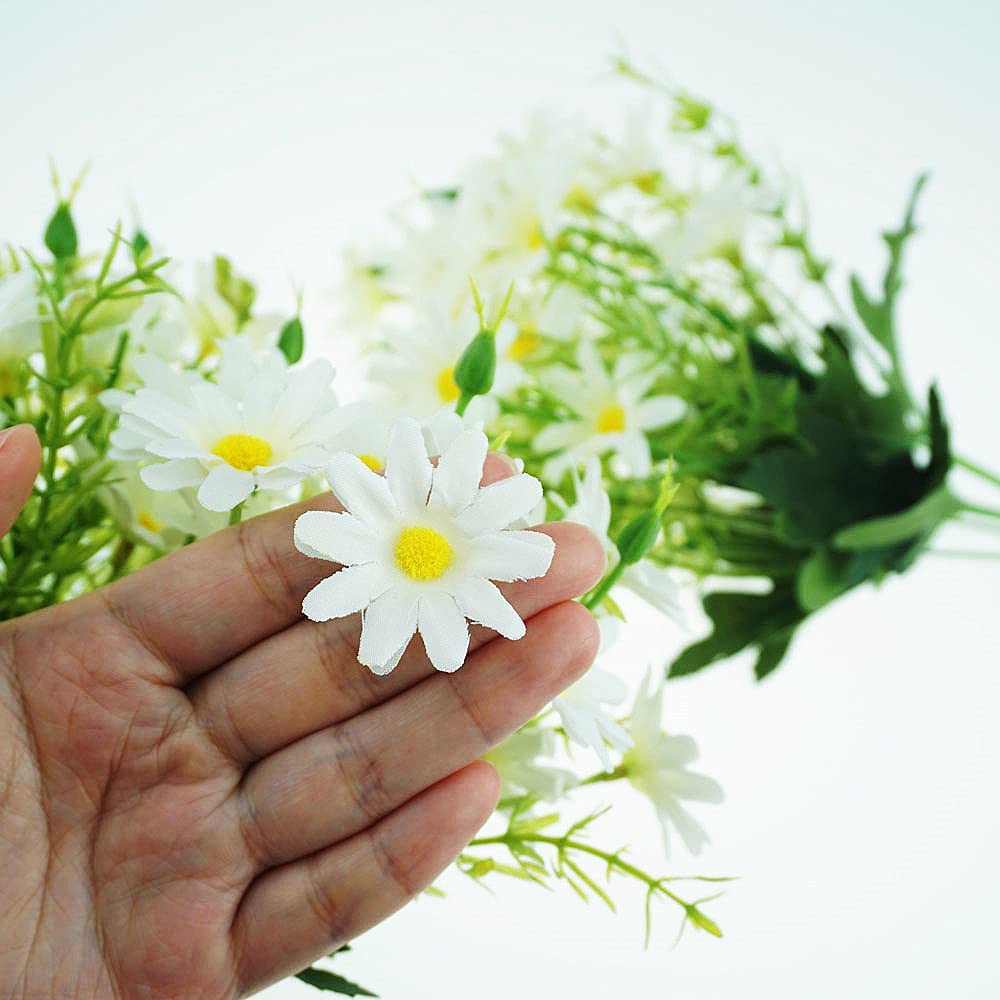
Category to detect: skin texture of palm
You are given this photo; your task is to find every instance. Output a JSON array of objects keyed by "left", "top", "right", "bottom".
[{"left": 0, "top": 430, "right": 605, "bottom": 999}]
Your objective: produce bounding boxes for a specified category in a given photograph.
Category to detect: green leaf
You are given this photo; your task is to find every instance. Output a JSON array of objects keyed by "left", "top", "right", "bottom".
[
  {"left": 213, "top": 255, "right": 256, "bottom": 325},
  {"left": 848, "top": 173, "right": 928, "bottom": 356},
  {"left": 295, "top": 966, "right": 378, "bottom": 997},
  {"left": 669, "top": 585, "right": 803, "bottom": 679},
  {"left": 834, "top": 484, "right": 960, "bottom": 550},
  {"left": 44, "top": 203, "right": 78, "bottom": 259},
  {"left": 277, "top": 316, "right": 305, "bottom": 363}
]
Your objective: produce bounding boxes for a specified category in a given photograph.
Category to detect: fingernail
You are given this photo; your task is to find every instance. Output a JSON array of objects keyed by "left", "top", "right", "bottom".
[
  {"left": 495, "top": 453, "right": 522, "bottom": 474},
  {"left": 0, "top": 426, "right": 15, "bottom": 452}
]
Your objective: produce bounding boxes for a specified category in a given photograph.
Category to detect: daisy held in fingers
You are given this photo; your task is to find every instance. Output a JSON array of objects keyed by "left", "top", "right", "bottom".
[{"left": 294, "top": 417, "right": 555, "bottom": 674}]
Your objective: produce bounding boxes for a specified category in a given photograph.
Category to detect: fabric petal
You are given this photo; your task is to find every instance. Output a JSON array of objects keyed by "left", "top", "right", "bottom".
[
  {"left": 294, "top": 510, "right": 377, "bottom": 565},
  {"left": 358, "top": 586, "right": 420, "bottom": 672},
  {"left": 325, "top": 452, "right": 399, "bottom": 530},
  {"left": 301, "top": 563, "right": 393, "bottom": 622},
  {"left": 430, "top": 427, "right": 488, "bottom": 511},
  {"left": 452, "top": 577, "right": 525, "bottom": 640},
  {"left": 534, "top": 420, "right": 583, "bottom": 453},
  {"left": 417, "top": 591, "right": 470, "bottom": 673},
  {"left": 385, "top": 417, "right": 433, "bottom": 517},
  {"left": 465, "top": 529, "right": 555, "bottom": 582},
  {"left": 634, "top": 395, "right": 686, "bottom": 430},
  {"left": 454, "top": 474, "right": 543, "bottom": 535},
  {"left": 140, "top": 459, "right": 205, "bottom": 491},
  {"left": 197, "top": 464, "right": 255, "bottom": 512},
  {"left": 146, "top": 438, "right": 214, "bottom": 460}
]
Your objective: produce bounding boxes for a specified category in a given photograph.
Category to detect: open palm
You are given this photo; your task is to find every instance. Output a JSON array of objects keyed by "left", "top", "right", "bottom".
[{"left": 0, "top": 428, "right": 603, "bottom": 998}]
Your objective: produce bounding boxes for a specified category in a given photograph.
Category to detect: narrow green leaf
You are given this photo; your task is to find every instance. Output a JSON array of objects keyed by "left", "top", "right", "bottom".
[{"left": 294, "top": 966, "right": 378, "bottom": 997}]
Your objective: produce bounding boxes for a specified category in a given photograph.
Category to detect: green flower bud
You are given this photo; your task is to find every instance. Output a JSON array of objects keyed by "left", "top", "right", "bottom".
[
  {"left": 44, "top": 203, "right": 78, "bottom": 260},
  {"left": 131, "top": 229, "right": 151, "bottom": 264},
  {"left": 277, "top": 316, "right": 305, "bottom": 364},
  {"left": 686, "top": 904, "right": 723, "bottom": 938},
  {"left": 615, "top": 467, "right": 678, "bottom": 566},
  {"left": 453, "top": 328, "right": 497, "bottom": 401}
]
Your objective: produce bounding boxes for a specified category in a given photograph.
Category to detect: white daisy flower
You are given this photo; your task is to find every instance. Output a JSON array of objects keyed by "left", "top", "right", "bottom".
[
  {"left": 536, "top": 341, "right": 685, "bottom": 481},
  {"left": 623, "top": 671, "right": 723, "bottom": 856},
  {"left": 484, "top": 725, "right": 577, "bottom": 801},
  {"left": 366, "top": 299, "right": 524, "bottom": 425},
  {"left": 553, "top": 618, "right": 632, "bottom": 772},
  {"left": 108, "top": 337, "right": 344, "bottom": 512},
  {"left": 0, "top": 270, "right": 42, "bottom": 393},
  {"left": 294, "top": 417, "right": 554, "bottom": 675},
  {"left": 559, "top": 457, "right": 685, "bottom": 622}
]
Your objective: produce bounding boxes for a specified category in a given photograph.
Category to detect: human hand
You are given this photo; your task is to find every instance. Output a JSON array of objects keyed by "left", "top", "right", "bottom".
[{"left": 0, "top": 445, "right": 604, "bottom": 997}]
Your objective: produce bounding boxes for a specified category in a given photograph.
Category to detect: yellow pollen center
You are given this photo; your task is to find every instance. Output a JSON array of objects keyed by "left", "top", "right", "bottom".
[
  {"left": 633, "top": 171, "right": 661, "bottom": 195},
  {"left": 357, "top": 453, "right": 384, "bottom": 472},
  {"left": 212, "top": 433, "right": 273, "bottom": 472},
  {"left": 596, "top": 403, "right": 627, "bottom": 434},
  {"left": 394, "top": 526, "right": 454, "bottom": 581},
  {"left": 436, "top": 366, "right": 460, "bottom": 403},
  {"left": 508, "top": 328, "right": 540, "bottom": 361},
  {"left": 138, "top": 512, "right": 162, "bottom": 533}
]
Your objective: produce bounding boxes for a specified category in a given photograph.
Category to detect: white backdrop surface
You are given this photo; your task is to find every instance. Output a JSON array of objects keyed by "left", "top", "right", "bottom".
[{"left": 3, "top": 1, "right": 999, "bottom": 997}]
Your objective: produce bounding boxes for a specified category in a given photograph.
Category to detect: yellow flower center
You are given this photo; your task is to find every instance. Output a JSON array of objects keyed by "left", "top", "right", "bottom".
[
  {"left": 563, "top": 184, "right": 597, "bottom": 213},
  {"left": 357, "top": 453, "right": 383, "bottom": 473},
  {"left": 394, "top": 526, "right": 454, "bottom": 581},
  {"left": 212, "top": 433, "right": 273, "bottom": 472},
  {"left": 518, "top": 215, "right": 544, "bottom": 251},
  {"left": 632, "top": 171, "right": 661, "bottom": 195},
  {"left": 436, "top": 366, "right": 460, "bottom": 403},
  {"left": 596, "top": 403, "right": 627, "bottom": 434},
  {"left": 508, "top": 328, "right": 540, "bottom": 361},
  {"left": 138, "top": 511, "right": 162, "bottom": 533}
]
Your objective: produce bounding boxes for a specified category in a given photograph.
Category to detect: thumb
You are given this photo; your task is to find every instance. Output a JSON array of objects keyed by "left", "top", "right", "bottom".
[{"left": 0, "top": 425, "right": 41, "bottom": 539}]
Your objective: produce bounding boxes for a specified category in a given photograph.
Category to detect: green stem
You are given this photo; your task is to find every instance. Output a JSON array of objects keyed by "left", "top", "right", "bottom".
[
  {"left": 956, "top": 455, "right": 1000, "bottom": 490},
  {"left": 580, "top": 765, "right": 628, "bottom": 786},
  {"left": 229, "top": 503, "right": 245, "bottom": 526},
  {"left": 962, "top": 501, "right": 1000, "bottom": 521},
  {"left": 468, "top": 832, "right": 693, "bottom": 915},
  {"left": 582, "top": 560, "right": 627, "bottom": 610}
]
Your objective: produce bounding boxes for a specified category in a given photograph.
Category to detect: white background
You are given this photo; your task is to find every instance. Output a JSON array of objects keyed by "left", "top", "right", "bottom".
[{"left": 4, "top": 1, "right": 1000, "bottom": 997}]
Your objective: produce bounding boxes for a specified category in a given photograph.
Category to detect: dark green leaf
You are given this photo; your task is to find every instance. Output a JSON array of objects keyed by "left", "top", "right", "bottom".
[
  {"left": 295, "top": 966, "right": 378, "bottom": 997},
  {"left": 669, "top": 585, "right": 803, "bottom": 679}
]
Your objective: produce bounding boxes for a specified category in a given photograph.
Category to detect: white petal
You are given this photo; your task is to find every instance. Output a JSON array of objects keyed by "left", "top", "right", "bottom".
[
  {"left": 430, "top": 427, "right": 488, "bottom": 511},
  {"left": 358, "top": 586, "right": 420, "bottom": 672},
  {"left": 669, "top": 769, "right": 724, "bottom": 804},
  {"left": 146, "top": 438, "right": 213, "bottom": 460},
  {"left": 197, "top": 464, "right": 255, "bottom": 512},
  {"left": 634, "top": 395, "right": 686, "bottom": 430},
  {"left": 452, "top": 577, "right": 525, "bottom": 640},
  {"left": 254, "top": 466, "right": 308, "bottom": 491},
  {"left": 385, "top": 417, "right": 432, "bottom": 516},
  {"left": 614, "top": 430, "right": 652, "bottom": 476},
  {"left": 465, "top": 530, "right": 555, "bottom": 582},
  {"left": 140, "top": 459, "right": 205, "bottom": 491},
  {"left": 417, "top": 592, "right": 470, "bottom": 672},
  {"left": 455, "top": 474, "right": 543, "bottom": 534},
  {"left": 325, "top": 452, "right": 399, "bottom": 530},
  {"left": 294, "top": 510, "right": 377, "bottom": 565},
  {"left": 663, "top": 800, "right": 711, "bottom": 856},
  {"left": 535, "top": 420, "right": 583, "bottom": 453},
  {"left": 301, "top": 563, "right": 393, "bottom": 622}
]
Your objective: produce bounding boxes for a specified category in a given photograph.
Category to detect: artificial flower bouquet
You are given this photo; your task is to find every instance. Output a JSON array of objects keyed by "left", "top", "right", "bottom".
[{"left": 2, "top": 62, "right": 998, "bottom": 995}]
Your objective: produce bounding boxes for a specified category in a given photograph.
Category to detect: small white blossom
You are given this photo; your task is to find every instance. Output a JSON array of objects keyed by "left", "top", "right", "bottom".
[
  {"left": 108, "top": 338, "right": 344, "bottom": 512},
  {"left": 623, "top": 671, "right": 723, "bottom": 856},
  {"left": 366, "top": 300, "right": 524, "bottom": 426},
  {"left": 295, "top": 417, "right": 554, "bottom": 674},
  {"left": 561, "top": 457, "right": 684, "bottom": 622},
  {"left": 0, "top": 270, "right": 42, "bottom": 392},
  {"left": 536, "top": 342, "right": 685, "bottom": 480},
  {"left": 485, "top": 725, "right": 576, "bottom": 801}
]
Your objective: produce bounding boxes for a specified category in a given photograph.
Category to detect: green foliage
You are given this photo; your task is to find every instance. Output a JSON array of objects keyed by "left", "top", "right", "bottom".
[
  {"left": 295, "top": 966, "right": 377, "bottom": 997},
  {"left": 278, "top": 315, "right": 305, "bottom": 363},
  {"left": 44, "top": 202, "right": 78, "bottom": 260}
]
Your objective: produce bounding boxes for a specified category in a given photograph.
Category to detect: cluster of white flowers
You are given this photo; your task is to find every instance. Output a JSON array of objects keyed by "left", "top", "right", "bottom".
[{"left": 328, "top": 99, "right": 742, "bottom": 856}]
